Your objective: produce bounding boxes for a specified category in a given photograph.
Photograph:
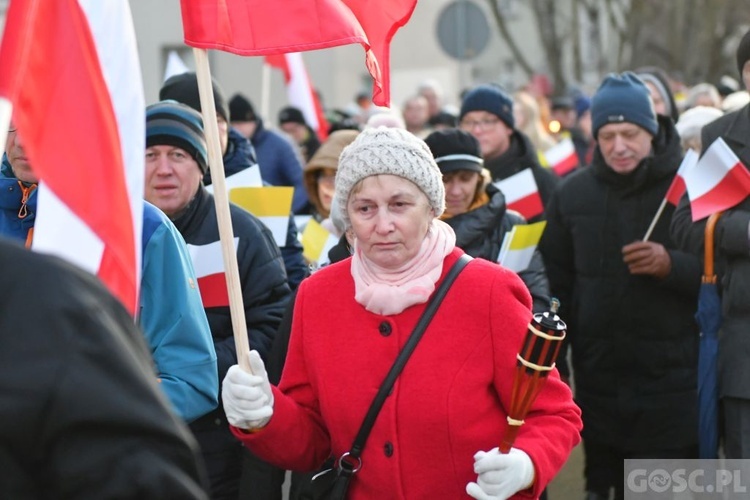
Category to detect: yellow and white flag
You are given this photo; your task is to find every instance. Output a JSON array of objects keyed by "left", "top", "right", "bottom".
[
  {"left": 498, "top": 221, "right": 547, "bottom": 272},
  {"left": 230, "top": 186, "right": 293, "bottom": 248},
  {"left": 301, "top": 219, "right": 339, "bottom": 265},
  {"left": 205, "top": 165, "right": 263, "bottom": 194}
]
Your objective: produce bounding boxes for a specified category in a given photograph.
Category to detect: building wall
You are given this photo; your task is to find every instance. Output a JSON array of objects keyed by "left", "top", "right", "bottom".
[{"left": 0, "top": 0, "right": 556, "bottom": 124}]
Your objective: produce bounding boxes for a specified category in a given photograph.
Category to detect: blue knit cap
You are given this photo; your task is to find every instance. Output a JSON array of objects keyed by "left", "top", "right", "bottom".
[
  {"left": 146, "top": 100, "right": 208, "bottom": 173},
  {"left": 591, "top": 72, "right": 658, "bottom": 138},
  {"left": 460, "top": 84, "right": 515, "bottom": 129}
]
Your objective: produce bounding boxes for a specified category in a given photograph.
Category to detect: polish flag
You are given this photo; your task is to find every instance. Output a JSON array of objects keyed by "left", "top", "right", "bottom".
[
  {"left": 544, "top": 138, "right": 578, "bottom": 176},
  {"left": 664, "top": 149, "right": 698, "bottom": 206},
  {"left": 685, "top": 138, "right": 750, "bottom": 221},
  {"left": 179, "top": 0, "right": 417, "bottom": 107},
  {"left": 266, "top": 53, "right": 329, "bottom": 141},
  {"left": 493, "top": 170, "right": 544, "bottom": 221},
  {"left": 187, "top": 238, "right": 240, "bottom": 308},
  {"left": 0, "top": 0, "right": 144, "bottom": 315}
]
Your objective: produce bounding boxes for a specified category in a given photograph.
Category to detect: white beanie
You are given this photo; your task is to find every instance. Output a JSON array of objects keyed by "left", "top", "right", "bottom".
[
  {"left": 675, "top": 106, "right": 723, "bottom": 141},
  {"left": 335, "top": 127, "right": 445, "bottom": 228}
]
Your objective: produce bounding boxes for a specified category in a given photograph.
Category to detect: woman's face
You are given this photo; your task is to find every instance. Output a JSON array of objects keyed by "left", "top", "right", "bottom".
[
  {"left": 443, "top": 170, "right": 481, "bottom": 216},
  {"left": 315, "top": 168, "right": 336, "bottom": 213},
  {"left": 347, "top": 174, "right": 434, "bottom": 270}
]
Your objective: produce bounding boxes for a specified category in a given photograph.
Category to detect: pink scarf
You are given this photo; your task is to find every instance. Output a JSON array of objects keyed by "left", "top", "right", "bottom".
[{"left": 351, "top": 219, "right": 456, "bottom": 315}]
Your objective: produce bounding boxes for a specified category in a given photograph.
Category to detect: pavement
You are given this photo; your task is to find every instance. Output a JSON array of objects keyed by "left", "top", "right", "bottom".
[{"left": 548, "top": 442, "right": 585, "bottom": 499}]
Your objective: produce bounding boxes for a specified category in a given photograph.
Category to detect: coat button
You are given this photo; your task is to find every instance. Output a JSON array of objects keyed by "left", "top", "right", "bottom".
[
  {"left": 384, "top": 441, "right": 394, "bottom": 457},
  {"left": 378, "top": 321, "right": 392, "bottom": 336}
]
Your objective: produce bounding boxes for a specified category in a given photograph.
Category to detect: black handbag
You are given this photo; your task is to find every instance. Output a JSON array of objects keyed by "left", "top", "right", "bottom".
[{"left": 297, "top": 254, "right": 472, "bottom": 500}]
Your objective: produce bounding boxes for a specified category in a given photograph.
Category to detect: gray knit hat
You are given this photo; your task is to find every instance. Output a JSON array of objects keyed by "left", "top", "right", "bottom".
[{"left": 335, "top": 127, "right": 445, "bottom": 228}]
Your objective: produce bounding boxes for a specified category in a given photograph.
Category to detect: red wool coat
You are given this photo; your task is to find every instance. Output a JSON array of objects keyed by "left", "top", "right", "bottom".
[{"left": 233, "top": 249, "right": 582, "bottom": 499}]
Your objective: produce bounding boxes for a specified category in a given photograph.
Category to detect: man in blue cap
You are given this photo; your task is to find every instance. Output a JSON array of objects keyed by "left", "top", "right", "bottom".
[
  {"left": 459, "top": 83, "right": 558, "bottom": 223},
  {"left": 540, "top": 72, "right": 701, "bottom": 500}
]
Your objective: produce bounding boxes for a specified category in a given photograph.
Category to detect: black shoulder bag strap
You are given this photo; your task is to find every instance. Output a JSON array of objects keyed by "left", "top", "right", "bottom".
[{"left": 336, "top": 253, "right": 473, "bottom": 476}]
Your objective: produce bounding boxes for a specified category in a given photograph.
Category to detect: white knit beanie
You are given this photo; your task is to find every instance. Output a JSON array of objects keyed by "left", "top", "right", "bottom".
[{"left": 335, "top": 127, "right": 445, "bottom": 228}]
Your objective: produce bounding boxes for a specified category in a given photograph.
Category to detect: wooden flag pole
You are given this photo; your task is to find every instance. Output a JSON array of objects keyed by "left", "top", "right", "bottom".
[
  {"left": 193, "top": 48, "right": 252, "bottom": 373},
  {"left": 643, "top": 197, "right": 668, "bottom": 242}
]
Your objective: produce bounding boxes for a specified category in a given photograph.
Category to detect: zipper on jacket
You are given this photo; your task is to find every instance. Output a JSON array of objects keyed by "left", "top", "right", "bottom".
[{"left": 17, "top": 181, "right": 36, "bottom": 219}]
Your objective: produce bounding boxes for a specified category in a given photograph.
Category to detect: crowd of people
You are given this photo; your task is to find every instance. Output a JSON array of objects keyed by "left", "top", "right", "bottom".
[{"left": 5, "top": 18, "right": 750, "bottom": 500}]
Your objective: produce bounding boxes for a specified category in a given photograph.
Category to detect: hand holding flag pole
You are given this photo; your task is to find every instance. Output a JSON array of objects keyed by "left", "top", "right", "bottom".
[
  {"left": 499, "top": 299, "right": 567, "bottom": 453},
  {"left": 193, "top": 48, "right": 252, "bottom": 373}
]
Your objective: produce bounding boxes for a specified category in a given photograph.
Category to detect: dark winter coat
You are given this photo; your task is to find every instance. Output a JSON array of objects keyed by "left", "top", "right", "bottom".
[
  {"left": 671, "top": 103, "right": 750, "bottom": 399},
  {"left": 0, "top": 240, "right": 207, "bottom": 499},
  {"left": 540, "top": 116, "right": 701, "bottom": 450},
  {"left": 444, "top": 184, "right": 550, "bottom": 312},
  {"left": 175, "top": 186, "right": 291, "bottom": 499},
  {"left": 203, "top": 128, "right": 308, "bottom": 289},
  {"left": 483, "top": 131, "right": 559, "bottom": 223}
]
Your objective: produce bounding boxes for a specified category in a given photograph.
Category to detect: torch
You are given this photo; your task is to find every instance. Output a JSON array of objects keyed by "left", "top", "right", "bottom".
[{"left": 499, "top": 298, "right": 567, "bottom": 453}]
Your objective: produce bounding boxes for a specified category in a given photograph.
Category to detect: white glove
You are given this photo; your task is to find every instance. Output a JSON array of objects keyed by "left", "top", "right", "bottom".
[
  {"left": 466, "top": 447, "right": 535, "bottom": 500},
  {"left": 221, "top": 350, "right": 274, "bottom": 430}
]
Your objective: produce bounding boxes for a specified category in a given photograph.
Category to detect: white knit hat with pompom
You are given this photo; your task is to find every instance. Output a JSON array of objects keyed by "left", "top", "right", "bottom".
[{"left": 334, "top": 127, "right": 445, "bottom": 228}]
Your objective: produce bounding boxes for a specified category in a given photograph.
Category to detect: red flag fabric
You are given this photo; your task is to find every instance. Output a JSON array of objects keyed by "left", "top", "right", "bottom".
[
  {"left": 0, "top": 0, "right": 144, "bottom": 314},
  {"left": 265, "top": 53, "right": 329, "bottom": 141},
  {"left": 543, "top": 138, "right": 578, "bottom": 176},
  {"left": 493, "top": 170, "right": 544, "bottom": 221},
  {"left": 664, "top": 149, "right": 698, "bottom": 206},
  {"left": 685, "top": 138, "right": 750, "bottom": 221},
  {"left": 179, "top": 0, "right": 417, "bottom": 107}
]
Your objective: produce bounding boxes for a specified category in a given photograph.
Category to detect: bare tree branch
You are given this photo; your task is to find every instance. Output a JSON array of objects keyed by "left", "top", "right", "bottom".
[{"left": 484, "top": 0, "right": 535, "bottom": 78}]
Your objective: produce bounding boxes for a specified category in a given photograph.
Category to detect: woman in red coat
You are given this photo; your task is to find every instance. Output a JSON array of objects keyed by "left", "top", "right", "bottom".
[{"left": 222, "top": 127, "right": 581, "bottom": 499}]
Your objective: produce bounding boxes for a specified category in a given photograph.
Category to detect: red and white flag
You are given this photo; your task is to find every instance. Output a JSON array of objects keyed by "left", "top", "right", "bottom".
[
  {"left": 493, "top": 169, "right": 544, "bottom": 221},
  {"left": 685, "top": 138, "right": 750, "bottom": 221},
  {"left": 179, "top": 0, "right": 417, "bottom": 107},
  {"left": 664, "top": 149, "right": 698, "bottom": 206},
  {"left": 266, "top": 53, "right": 329, "bottom": 141},
  {"left": 0, "top": 0, "right": 144, "bottom": 315},
  {"left": 187, "top": 239, "right": 239, "bottom": 309},
  {"left": 544, "top": 138, "right": 578, "bottom": 176}
]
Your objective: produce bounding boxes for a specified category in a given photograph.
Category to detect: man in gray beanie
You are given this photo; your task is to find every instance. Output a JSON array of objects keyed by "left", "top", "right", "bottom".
[
  {"left": 540, "top": 72, "right": 701, "bottom": 500},
  {"left": 672, "top": 27, "right": 750, "bottom": 461},
  {"left": 459, "top": 83, "right": 558, "bottom": 223}
]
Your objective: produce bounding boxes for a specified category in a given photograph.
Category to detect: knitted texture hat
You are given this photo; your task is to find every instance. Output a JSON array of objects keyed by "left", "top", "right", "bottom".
[
  {"left": 737, "top": 29, "right": 750, "bottom": 76},
  {"left": 459, "top": 84, "right": 515, "bottom": 129},
  {"left": 146, "top": 100, "right": 208, "bottom": 173},
  {"left": 229, "top": 93, "right": 257, "bottom": 122},
  {"left": 159, "top": 72, "right": 230, "bottom": 122},
  {"left": 424, "top": 129, "right": 483, "bottom": 174},
  {"left": 591, "top": 72, "right": 658, "bottom": 138},
  {"left": 335, "top": 127, "right": 445, "bottom": 228}
]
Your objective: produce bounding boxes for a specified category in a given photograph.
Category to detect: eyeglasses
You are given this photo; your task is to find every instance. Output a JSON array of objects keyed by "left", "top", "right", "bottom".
[{"left": 460, "top": 117, "right": 501, "bottom": 131}]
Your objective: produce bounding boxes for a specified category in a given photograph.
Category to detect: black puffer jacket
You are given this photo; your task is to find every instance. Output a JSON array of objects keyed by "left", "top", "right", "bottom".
[
  {"left": 444, "top": 184, "right": 550, "bottom": 312},
  {"left": 483, "top": 131, "right": 559, "bottom": 223},
  {"left": 540, "top": 116, "right": 701, "bottom": 450}
]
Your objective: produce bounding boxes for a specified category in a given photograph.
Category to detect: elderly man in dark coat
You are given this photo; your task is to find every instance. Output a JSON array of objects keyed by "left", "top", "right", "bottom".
[{"left": 540, "top": 72, "right": 701, "bottom": 500}]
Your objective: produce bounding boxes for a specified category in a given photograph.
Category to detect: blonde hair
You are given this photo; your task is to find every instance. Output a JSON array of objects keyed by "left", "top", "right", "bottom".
[{"left": 514, "top": 91, "right": 557, "bottom": 152}]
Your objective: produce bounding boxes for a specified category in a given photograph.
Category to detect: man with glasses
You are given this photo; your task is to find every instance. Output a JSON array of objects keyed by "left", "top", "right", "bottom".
[{"left": 459, "top": 84, "right": 558, "bottom": 223}]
